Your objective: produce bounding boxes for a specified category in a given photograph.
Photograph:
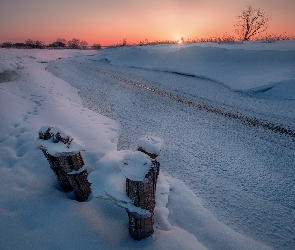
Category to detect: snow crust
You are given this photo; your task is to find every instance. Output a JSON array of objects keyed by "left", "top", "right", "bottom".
[{"left": 1, "top": 44, "right": 293, "bottom": 249}]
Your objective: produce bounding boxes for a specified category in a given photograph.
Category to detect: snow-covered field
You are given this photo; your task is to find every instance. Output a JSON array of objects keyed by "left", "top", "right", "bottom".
[{"left": 0, "top": 41, "right": 294, "bottom": 249}]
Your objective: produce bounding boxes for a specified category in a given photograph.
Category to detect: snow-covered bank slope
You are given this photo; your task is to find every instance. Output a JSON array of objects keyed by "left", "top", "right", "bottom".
[
  {"left": 96, "top": 41, "right": 295, "bottom": 95},
  {"left": 1, "top": 49, "right": 273, "bottom": 249}
]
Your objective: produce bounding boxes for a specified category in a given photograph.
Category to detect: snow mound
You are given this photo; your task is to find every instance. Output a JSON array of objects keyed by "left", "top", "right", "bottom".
[
  {"left": 0, "top": 61, "right": 19, "bottom": 82},
  {"left": 137, "top": 135, "right": 164, "bottom": 155},
  {"left": 0, "top": 70, "right": 18, "bottom": 83},
  {"left": 93, "top": 41, "right": 295, "bottom": 96},
  {"left": 255, "top": 79, "right": 295, "bottom": 100},
  {"left": 0, "top": 61, "right": 17, "bottom": 73},
  {"left": 120, "top": 151, "right": 153, "bottom": 181},
  {"left": 89, "top": 150, "right": 154, "bottom": 216}
]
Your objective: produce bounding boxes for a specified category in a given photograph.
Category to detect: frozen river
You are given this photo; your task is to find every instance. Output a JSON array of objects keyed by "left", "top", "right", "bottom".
[{"left": 47, "top": 43, "right": 295, "bottom": 249}]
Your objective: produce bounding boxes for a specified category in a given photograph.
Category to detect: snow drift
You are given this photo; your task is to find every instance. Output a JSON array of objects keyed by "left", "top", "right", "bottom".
[{"left": 1, "top": 42, "right": 294, "bottom": 249}]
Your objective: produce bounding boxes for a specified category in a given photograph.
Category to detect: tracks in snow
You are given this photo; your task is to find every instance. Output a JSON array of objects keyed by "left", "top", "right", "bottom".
[{"left": 97, "top": 69, "right": 295, "bottom": 139}]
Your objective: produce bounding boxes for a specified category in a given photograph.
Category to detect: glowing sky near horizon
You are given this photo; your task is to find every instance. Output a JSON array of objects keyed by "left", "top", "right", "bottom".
[{"left": 0, "top": 0, "right": 294, "bottom": 45}]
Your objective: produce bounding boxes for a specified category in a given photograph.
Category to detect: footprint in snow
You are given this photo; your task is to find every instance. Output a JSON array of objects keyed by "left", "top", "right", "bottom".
[
  {"left": 19, "top": 127, "right": 26, "bottom": 133},
  {"left": 0, "top": 135, "right": 9, "bottom": 143},
  {"left": 14, "top": 128, "right": 29, "bottom": 157},
  {"left": 13, "top": 122, "right": 20, "bottom": 128},
  {"left": 15, "top": 143, "right": 30, "bottom": 158}
]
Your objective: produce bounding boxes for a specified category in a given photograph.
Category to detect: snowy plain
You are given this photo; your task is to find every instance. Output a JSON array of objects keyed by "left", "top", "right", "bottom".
[{"left": 0, "top": 40, "right": 295, "bottom": 249}]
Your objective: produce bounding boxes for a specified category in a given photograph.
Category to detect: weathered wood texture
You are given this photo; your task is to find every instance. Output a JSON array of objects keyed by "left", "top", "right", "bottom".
[
  {"left": 126, "top": 161, "right": 160, "bottom": 240},
  {"left": 67, "top": 169, "right": 91, "bottom": 202},
  {"left": 39, "top": 127, "right": 91, "bottom": 202},
  {"left": 127, "top": 212, "right": 154, "bottom": 240},
  {"left": 41, "top": 149, "right": 73, "bottom": 192}
]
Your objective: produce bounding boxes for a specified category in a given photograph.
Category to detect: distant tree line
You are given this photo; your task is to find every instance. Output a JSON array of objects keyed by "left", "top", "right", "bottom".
[
  {"left": 0, "top": 38, "right": 101, "bottom": 50},
  {"left": 2, "top": 6, "right": 294, "bottom": 50}
]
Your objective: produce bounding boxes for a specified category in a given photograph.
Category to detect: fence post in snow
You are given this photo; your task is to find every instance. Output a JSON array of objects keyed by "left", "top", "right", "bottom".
[
  {"left": 38, "top": 126, "right": 91, "bottom": 202},
  {"left": 41, "top": 148, "right": 73, "bottom": 192},
  {"left": 126, "top": 136, "right": 163, "bottom": 240}
]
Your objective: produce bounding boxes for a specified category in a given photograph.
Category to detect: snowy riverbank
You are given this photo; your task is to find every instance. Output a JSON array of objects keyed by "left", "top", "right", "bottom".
[{"left": 1, "top": 41, "right": 294, "bottom": 249}]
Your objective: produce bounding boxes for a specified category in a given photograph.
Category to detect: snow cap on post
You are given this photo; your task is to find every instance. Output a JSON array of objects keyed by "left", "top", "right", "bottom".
[
  {"left": 137, "top": 136, "right": 163, "bottom": 159},
  {"left": 120, "top": 151, "right": 153, "bottom": 182},
  {"left": 37, "top": 126, "right": 83, "bottom": 156}
]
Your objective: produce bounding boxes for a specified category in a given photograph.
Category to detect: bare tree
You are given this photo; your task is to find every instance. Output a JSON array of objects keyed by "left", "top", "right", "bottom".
[
  {"left": 35, "top": 40, "right": 44, "bottom": 48},
  {"left": 25, "top": 38, "right": 44, "bottom": 48},
  {"left": 0, "top": 42, "right": 13, "bottom": 48},
  {"left": 56, "top": 38, "right": 67, "bottom": 44},
  {"left": 68, "top": 38, "right": 81, "bottom": 49},
  {"left": 49, "top": 38, "right": 67, "bottom": 48},
  {"left": 49, "top": 41, "right": 66, "bottom": 48},
  {"left": 92, "top": 43, "right": 101, "bottom": 50},
  {"left": 25, "top": 38, "right": 34, "bottom": 46},
  {"left": 122, "top": 38, "right": 127, "bottom": 46},
  {"left": 235, "top": 5, "right": 270, "bottom": 41},
  {"left": 80, "top": 40, "right": 88, "bottom": 49}
]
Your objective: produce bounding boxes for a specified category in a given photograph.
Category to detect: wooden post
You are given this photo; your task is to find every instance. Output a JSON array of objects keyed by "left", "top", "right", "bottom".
[
  {"left": 138, "top": 147, "right": 160, "bottom": 180},
  {"left": 38, "top": 126, "right": 91, "bottom": 202},
  {"left": 137, "top": 135, "right": 163, "bottom": 179},
  {"left": 126, "top": 137, "right": 162, "bottom": 241},
  {"left": 126, "top": 161, "right": 160, "bottom": 240},
  {"left": 54, "top": 153, "right": 91, "bottom": 202},
  {"left": 41, "top": 149, "right": 73, "bottom": 192},
  {"left": 67, "top": 169, "right": 91, "bottom": 202}
]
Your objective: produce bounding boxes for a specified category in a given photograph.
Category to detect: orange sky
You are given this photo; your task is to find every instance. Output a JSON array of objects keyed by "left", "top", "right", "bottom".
[{"left": 0, "top": 0, "right": 294, "bottom": 45}]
